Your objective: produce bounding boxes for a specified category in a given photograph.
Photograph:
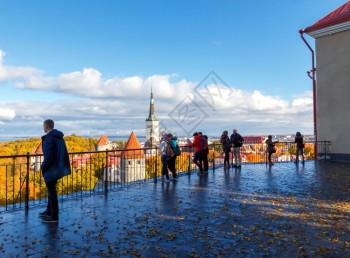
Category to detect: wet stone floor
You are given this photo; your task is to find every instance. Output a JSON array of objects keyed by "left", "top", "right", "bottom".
[{"left": 0, "top": 161, "right": 350, "bottom": 257}]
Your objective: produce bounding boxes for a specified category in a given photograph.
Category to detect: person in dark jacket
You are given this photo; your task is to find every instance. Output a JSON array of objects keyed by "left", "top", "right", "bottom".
[
  {"left": 40, "top": 119, "right": 71, "bottom": 223},
  {"left": 198, "top": 132, "right": 209, "bottom": 173},
  {"left": 230, "top": 129, "right": 244, "bottom": 168},
  {"left": 294, "top": 132, "right": 305, "bottom": 164},
  {"left": 265, "top": 135, "right": 278, "bottom": 165},
  {"left": 220, "top": 131, "right": 231, "bottom": 169}
]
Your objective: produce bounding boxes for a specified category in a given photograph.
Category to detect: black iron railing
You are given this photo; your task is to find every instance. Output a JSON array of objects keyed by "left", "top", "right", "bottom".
[{"left": 0, "top": 141, "right": 330, "bottom": 212}]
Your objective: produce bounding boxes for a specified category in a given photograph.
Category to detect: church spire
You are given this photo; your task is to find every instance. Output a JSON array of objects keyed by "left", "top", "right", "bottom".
[{"left": 146, "top": 86, "right": 158, "bottom": 121}]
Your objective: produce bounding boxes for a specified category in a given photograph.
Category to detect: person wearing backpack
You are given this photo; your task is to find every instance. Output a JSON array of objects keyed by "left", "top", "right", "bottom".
[
  {"left": 159, "top": 134, "right": 173, "bottom": 183},
  {"left": 198, "top": 132, "right": 209, "bottom": 173},
  {"left": 168, "top": 134, "right": 180, "bottom": 180},
  {"left": 230, "top": 129, "right": 244, "bottom": 168}
]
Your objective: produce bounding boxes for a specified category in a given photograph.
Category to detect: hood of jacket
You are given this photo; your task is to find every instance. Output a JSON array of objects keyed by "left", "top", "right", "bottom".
[{"left": 42, "top": 129, "right": 64, "bottom": 140}]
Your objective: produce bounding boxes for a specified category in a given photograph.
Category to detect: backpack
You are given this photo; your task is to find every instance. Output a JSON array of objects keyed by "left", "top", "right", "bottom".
[
  {"left": 199, "top": 135, "right": 208, "bottom": 151},
  {"left": 165, "top": 141, "right": 175, "bottom": 158},
  {"left": 174, "top": 143, "right": 181, "bottom": 156}
]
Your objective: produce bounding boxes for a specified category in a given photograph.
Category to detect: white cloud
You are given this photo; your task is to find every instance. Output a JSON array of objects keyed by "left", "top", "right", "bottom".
[
  {"left": 0, "top": 50, "right": 44, "bottom": 83},
  {"left": 0, "top": 48, "right": 314, "bottom": 136},
  {"left": 0, "top": 106, "right": 16, "bottom": 120}
]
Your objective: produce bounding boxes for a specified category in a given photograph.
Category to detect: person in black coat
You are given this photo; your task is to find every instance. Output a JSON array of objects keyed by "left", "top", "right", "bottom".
[
  {"left": 40, "top": 119, "right": 71, "bottom": 223},
  {"left": 294, "top": 132, "right": 305, "bottom": 164},
  {"left": 265, "top": 135, "right": 278, "bottom": 165},
  {"left": 220, "top": 131, "right": 231, "bottom": 169}
]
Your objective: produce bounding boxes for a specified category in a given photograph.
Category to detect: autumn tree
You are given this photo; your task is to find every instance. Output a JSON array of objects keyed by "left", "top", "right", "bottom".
[{"left": 212, "top": 140, "right": 223, "bottom": 153}]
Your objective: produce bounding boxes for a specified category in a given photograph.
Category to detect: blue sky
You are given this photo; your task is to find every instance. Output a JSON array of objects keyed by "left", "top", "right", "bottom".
[{"left": 0, "top": 0, "right": 347, "bottom": 138}]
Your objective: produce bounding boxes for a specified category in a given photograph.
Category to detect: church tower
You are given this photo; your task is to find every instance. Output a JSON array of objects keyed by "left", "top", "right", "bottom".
[
  {"left": 145, "top": 87, "right": 159, "bottom": 145},
  {"left": 121, "top": 131, "right": 145, "bottom": 182}
]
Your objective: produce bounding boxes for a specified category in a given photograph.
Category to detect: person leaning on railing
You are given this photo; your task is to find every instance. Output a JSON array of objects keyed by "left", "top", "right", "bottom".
[
  {"left": 188, "top": 132, "right": 204, "bottom": 175},
  {"left": 294, "top": 132, "right": 305, "bottom": 164},
  {"left": 230, "top": 129, "right": 244, "bottom": 168},
  {"left": 198, "top": 132, "right": 209, "bottom": 173},
  {"left": 265, "top": 135, "right": 278, "bottom": 166},
  {"left": 220, "top": 130, "right": 231, "bottom": 169}
]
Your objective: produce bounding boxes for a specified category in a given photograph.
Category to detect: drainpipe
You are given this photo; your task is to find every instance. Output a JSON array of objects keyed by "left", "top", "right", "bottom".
[{"left": 299, "top": 29, "right": 318, "bottom": 160}]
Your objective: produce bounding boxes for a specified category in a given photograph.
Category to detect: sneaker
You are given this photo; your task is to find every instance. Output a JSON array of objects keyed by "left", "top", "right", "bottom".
[
  {"left": 172, "top": 177, "right": 178, "bottom": 181},
  {"left": 232, "top": 164, "right": 237, "bottom": 168},
  {"left": 39, "top": 211, "right": 51, "bottom": 217},
  {"left": 41, "top": 216, "right": 58, "bottom": 223},
  {"left": 236, "top": 165, "right": 241, "bottom": 168}
]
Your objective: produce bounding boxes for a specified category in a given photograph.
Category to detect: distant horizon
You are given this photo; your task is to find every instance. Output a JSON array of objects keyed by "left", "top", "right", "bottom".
[{"left": 0, "top": 132, "right": 315, "bottom": 143}]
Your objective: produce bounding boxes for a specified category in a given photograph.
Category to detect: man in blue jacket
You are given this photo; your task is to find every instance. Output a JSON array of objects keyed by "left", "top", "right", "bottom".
[{"left": 39, "top": 119, "right": 71, "bottom": 223}]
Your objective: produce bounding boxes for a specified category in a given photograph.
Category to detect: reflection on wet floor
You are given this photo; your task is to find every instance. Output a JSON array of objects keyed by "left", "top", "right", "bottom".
[{"left": 1, "top": 161, "right": 349, "bottom": 257}]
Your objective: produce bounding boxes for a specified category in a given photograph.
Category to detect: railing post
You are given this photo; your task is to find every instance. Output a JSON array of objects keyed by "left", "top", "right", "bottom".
[
  {"left": 212, "top": 149, "right": 215, "bottom": 172},
  {"left": 187, "top": 154, "right": 191, "bottom": 175},
  {"left": 25, "top": 152, "right": 30, "bottom": 212},
  {"left": 154, "top": 148, "right": 158, "bottom": 183},
  {"left": 104, "top": 149, "right": 108, "bottom": 195}
]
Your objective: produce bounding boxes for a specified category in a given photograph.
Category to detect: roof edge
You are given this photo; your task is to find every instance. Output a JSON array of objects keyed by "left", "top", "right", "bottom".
[{"left": 306, "top": 20, "right": 350, "bottom": 38}]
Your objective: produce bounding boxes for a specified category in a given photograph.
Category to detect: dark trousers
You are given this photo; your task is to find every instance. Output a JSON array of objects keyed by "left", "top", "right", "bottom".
[
  {"left": 296, "top": 148, "right": 304, "bottom": 162},
  {"left": 168, "top": 156, "right": 177, "bottom": 179},
  {"left": 194, "top": 151, "right": 203, "bottom": 172},
  {"left": 202, "top": 149, "right": 209, "bottom": 172},
  {"left": 224, "top": 148, "right": 230, "bottom": 167},
  {"left": 161, "top": 155, "right": 170, "bottom": 180},
  {"left": 268, "top": 151, "right": 273, "bottom": 163},
  {"left": 45, "top": 180, "right": 58, "bottom": 219}
]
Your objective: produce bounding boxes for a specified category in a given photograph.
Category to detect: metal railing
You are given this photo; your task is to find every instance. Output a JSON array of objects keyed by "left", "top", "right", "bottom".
[
  {"left": 0, "top": 141, "right": 329, "bottom": 212},
  {"left": 210, "top": 141, "right": 327, "bottom": 165}
]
